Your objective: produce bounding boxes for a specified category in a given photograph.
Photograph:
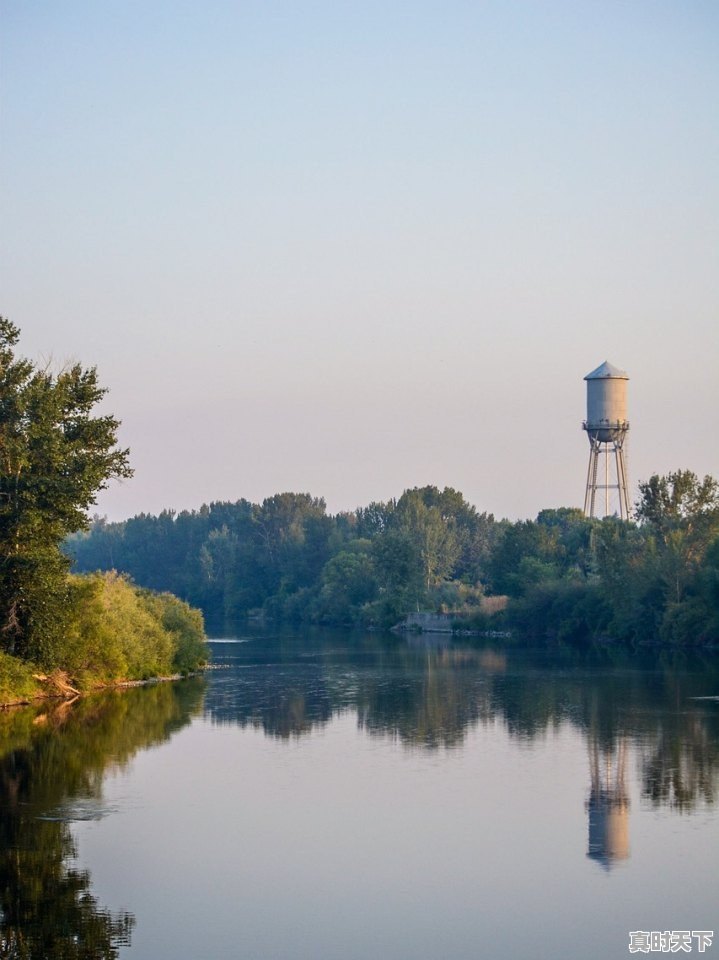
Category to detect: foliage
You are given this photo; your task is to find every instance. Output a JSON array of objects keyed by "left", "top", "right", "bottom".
[
  {"left": 0, "top": 649, "right": 42, "bottom": 703},
  {"left": 1, "top": 573, "right": 208, "bottom": 703},
  {"left": 67, "top": 472, "right": 719, "bottom": 646},
  {"left": 313, "top": 542, "right": 378, "bottom": 623},
  {"left": 0, "top": 318, "right": 132, "bottom": 663},
  {"left": 62, "top": 572, "right": 207, "bottom": 686},
  {"left": 635, "top": 470, "right": 719, "bottom": 607},
  {"left": 63, "top": 573, "right": 170, "bottom": 682},
  {"left": 428, "top": 579, "right": 484, "bottom": 614},
  {"left": 509, "top": 579, "right": 610, "bottom": 642},
  {"left": 140, "top": 587, "right": 209, "bottom": 674},
  {"left": 393, "top": 488, "right": 461, "bottom": 589},
  {"left": 69, "top": 485, "right": 502, "bottom": 630},
  {"left": 635, "top": 470, "right": 719, "bottom": 528},
  {"left": 509, "top": 472, "right": 719, "bottom": 645}
]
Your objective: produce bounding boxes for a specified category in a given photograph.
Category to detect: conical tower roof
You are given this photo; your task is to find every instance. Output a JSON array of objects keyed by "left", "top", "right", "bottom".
[{"left": 584, "top": 360, "right": 629, "bottom": 381}]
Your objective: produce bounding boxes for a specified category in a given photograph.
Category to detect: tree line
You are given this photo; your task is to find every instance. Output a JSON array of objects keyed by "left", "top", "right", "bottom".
[{"left": 67, "top": 472, "right": 719, "bottom": 645}]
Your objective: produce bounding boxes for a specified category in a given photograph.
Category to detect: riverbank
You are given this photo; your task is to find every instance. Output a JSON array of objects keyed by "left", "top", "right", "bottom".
[
  {"left": 0, "top": 664, "right": 208, "bottom": 710},
  {"left": 0, "top": 572, "right": 209, "bottom": 708}
]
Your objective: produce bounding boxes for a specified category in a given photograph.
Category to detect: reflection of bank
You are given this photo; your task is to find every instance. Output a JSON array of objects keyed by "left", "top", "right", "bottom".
[{"left": 587, "top": 736, "right": 630, "bottom": 870}]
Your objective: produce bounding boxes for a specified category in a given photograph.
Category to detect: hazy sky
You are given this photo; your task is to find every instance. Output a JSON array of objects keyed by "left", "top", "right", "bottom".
[{"left": 2, "top": 1, "right": 717, "bottom": 521}]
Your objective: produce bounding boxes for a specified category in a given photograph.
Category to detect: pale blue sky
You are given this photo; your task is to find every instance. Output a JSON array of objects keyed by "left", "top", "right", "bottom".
[{"left": 2, "top": 1, "right": 717, "bottom": 520}]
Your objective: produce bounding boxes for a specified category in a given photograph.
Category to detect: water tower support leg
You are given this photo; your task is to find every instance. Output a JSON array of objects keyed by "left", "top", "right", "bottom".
[
  {"left": 613, "top": 445, "right": 624, "bottom": 519},
  {"left": 616, "top": 444, "right": 630, "bottom": 520},
  {"left": 605, "top": 445, "right": 610, "bottom": 517},
  {"left": 590, "top": 444, "right": 600, "bottom": 518},
  {"left": 585, "top": 440, "right": 600, "bottom": 518},
  {"left": 583, "top": 446, "right": 594, "bottom": 515}
]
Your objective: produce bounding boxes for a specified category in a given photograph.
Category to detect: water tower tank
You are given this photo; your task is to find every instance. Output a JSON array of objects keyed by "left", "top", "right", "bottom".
[{"left": 584, "top": 360, "right": 629, "bottom": 442}]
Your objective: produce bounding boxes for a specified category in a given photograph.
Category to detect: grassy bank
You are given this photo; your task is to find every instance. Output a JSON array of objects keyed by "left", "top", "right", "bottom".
[
  {"left": 0, "top": 572, "right": 209, "bottom": 707},
  {"left": 0, "top": 652, "right": 43, "bottom": 705}
]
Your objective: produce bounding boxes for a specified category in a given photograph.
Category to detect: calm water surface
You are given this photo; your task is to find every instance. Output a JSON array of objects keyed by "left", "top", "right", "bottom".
[{"left": 1, "top": 629, "right": 718, "bottom": 959}]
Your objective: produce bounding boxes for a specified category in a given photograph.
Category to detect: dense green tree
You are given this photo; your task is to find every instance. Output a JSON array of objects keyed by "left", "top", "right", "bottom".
[
  {"left": 254, "top": 493, "right": 329, "bottom": 592},
  {"left": 489, "top": 520, "right": 558, "bottom": 596},
  {"left": 394, "top": 485, "right": 498, "bottom": 586},
  {"left": 0, "top": 319, "right": 132, "bottom": 663},
  {"left": 371, "top": 528, "right": 424, "bottom": 614},
  {"left": 581, "top": 473, "right": 719, "bottom": 644},
  {"left": 635, "top": 471, "right": 719, "bottom": 606},
  {"left": 199, "top": 525, "right": 239, "bottom": 618},
  {"left": 315, "top": 541, "right": 378, "bottom": 622},
  {"left": 635, "top": 471, "right": 719, "bottom": 528},
  {"left": 355, "top": 499, "right": 395, "bottom": 538},
  {"left": 691, "top": 536, "right": 719, "bottom": 642},
  {"left": 393, "top": 488, "right": 461, "bottom": 590},
  {"left": 537, "top": 507, "right": 598, "bottom": 578}
]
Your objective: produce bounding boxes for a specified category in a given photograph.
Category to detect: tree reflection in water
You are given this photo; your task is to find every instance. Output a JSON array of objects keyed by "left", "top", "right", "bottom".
[
  {"left": 206, "top": 632, "right": 719, "bottom": 874},
  {"left": 0, "top": 679, "right": 204, "bottom": 959},
  {"left": 2, "top": 632, "right": 715, "bottom": 957},
  {"left": 205, "top": 631, "right": 719, "bottom": 810}
]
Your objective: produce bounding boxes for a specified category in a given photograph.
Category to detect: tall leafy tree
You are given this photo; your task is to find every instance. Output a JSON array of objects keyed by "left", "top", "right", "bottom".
[
  {"left": 635, "top": 470, "right": 719, "bottom": 605},
  {"left": 393, "top": 489, "right": 461, "bottom": 591},
  {"left": 0, "top": 318, "right": 132, "bottom": 662},
  {"left": 635, "top": 471, "right": 719, "bottom": 529}
]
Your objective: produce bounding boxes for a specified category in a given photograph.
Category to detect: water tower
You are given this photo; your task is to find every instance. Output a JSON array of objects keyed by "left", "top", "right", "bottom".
[{"left": 582, "top": 361, "right": 630, "bottom": 519}]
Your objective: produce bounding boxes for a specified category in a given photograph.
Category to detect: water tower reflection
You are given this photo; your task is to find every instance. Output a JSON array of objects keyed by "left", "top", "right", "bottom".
[{"left": 587, "top": 735, "right": 630, "bottom": 869}]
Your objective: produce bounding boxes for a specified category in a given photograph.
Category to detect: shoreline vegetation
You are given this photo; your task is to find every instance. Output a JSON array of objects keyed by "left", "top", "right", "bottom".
[
  {"left": 69, "top": 472, "right": 719, "bottom": 651},
  {"left": 0, "top": 666, "right": 203, "bottom": 710},
  {"left": 0, "top": 572, "right": 208, "bottom": 708},
  {"left": 0, "top": 319, "right": 209, "bottom": 707}
]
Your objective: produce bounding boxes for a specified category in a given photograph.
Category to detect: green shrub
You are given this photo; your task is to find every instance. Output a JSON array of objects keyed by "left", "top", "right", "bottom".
[
  {"left": 0, "top": 651, "right": 42, "bottom": 704},
  {"left": 63, "top": 572, "right": 208, "bottom": 685},
  {"left": 139, "top": 589, "right": 208, "bottom": 674}
]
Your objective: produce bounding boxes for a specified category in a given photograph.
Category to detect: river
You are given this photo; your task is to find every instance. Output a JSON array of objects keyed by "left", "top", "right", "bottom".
[{"left": 1, "top": 628, "right": 718, "bottom": 959}]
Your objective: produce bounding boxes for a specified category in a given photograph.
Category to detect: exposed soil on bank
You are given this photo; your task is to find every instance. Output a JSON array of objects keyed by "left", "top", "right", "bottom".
[{"left": 0, "top": 669, "right": 205, "bottom": 709}]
